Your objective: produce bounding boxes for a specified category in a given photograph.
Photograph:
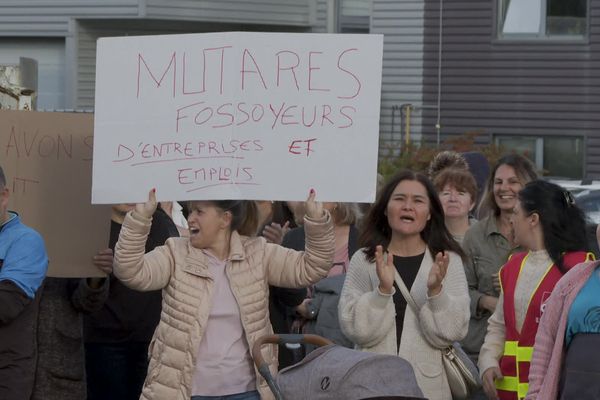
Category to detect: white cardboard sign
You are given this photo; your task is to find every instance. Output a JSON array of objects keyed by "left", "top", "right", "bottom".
[{"left": 92, "top": 32, "right": 383, "bottom": 203}]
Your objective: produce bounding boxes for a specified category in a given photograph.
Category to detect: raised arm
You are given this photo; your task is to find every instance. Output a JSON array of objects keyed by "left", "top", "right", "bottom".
[
  {"left": 264, "top": 213, "right": 334, "bottom": 288},
  {"left": 113, "top": 189, "right": 175, "bottom": 291},
  {"left": 338, "top": 251, "right": 396, "bottom": 349},
  {"left": 418, "top": 252, "right": 470, "bottom": 348},
  {"left": 265, "top": 190, "right": 334, "bottom": 288}
]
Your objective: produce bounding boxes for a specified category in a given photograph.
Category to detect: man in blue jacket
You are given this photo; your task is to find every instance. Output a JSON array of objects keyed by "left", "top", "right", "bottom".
[{"left": 0, "top": 165, "right": 48, "bottom": 400}]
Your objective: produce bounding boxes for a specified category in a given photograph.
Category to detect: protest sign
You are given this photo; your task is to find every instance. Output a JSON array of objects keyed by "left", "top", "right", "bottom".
[
  {"left": 1, "top": 110, "right": 111, "bottom": 277},
  {"left": 92, "top": 32, "right": 383, "bottom": 204}
]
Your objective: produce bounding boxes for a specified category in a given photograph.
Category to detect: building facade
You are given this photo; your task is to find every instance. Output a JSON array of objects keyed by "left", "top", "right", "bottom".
[
  {"left": 4, "top": 0, "right": 594, "bottom": 178},
  {"left": 0, "top": 1, "right": 329, "bottom": 111},
  {"left": 372, "top": 0, "right": 598, "bottom": 178}
]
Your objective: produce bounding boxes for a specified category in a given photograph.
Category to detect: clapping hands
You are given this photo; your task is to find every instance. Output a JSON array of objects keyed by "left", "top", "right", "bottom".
[{"left": 427, "top": 251, "right": 449, "bottom": 297}]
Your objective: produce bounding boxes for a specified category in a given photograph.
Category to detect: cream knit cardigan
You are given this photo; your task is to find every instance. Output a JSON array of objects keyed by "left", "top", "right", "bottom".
[{"left": 338, "top": 249, "right": 470, "bottom": 400}]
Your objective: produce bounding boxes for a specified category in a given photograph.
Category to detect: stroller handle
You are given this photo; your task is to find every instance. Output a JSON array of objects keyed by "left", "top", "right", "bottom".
[
  {"left": 253, "top": 334, "right": 333, "bottom": 365},
  {"left": 252, "top": 334, "right": 334, "bottom": 400}
]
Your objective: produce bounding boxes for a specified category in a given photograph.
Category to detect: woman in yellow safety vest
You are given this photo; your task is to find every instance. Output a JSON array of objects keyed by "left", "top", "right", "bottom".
[{"left": 478, "top": 180, "right": 593, "bottom": 400}]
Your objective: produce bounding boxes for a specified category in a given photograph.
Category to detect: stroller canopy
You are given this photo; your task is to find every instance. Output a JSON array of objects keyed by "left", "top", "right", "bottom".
[{"left": 276, "top": 345, "right": 427, "bottom": 400}]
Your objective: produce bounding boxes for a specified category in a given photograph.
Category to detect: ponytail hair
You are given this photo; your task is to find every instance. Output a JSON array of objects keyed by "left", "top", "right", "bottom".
[
  {"left": 211, "top": 200, "right": 259, "bottom": 236},
  {"left": 518, "top": 180, "right": 588, "bottom": 273}
]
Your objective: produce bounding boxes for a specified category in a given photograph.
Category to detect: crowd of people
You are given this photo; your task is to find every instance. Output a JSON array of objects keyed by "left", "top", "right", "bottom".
[{"left": 1, "top": 150, "right": 600, "bottom": 400}]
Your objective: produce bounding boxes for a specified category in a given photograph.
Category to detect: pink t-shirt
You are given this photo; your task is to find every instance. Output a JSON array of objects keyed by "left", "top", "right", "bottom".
[
  {"left": 305, "top": 244, "right": 349, "bottom": 298},
  {"left": 328, "top": 243, "right": 350, "bottom": 277},
  {"left": 191, "top": 251, "right": 256, "bottom": 396}
]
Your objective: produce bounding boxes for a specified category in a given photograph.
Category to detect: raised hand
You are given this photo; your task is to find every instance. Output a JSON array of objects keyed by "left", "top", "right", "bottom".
[
  {"left": 427, "top": 251, "right": 449, "bottom": 297},
  {"left": 262, "top": 221, "right": 291, "bottom": 245},
  {"left": 135, "top": 188, "right": 157, "bottom": 219},
  {"left": 375, "top": 245, "right": 395, "bottom": 294},
  {"left": 304, "top": 189, "right": 325, "bottom": 219}
]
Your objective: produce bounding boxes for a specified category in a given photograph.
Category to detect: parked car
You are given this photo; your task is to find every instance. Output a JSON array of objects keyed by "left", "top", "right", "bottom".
[
  {"left": 573, "top": 189, "right": 600, "bottom": 224},
  {"left": 547, "top": 179, "right": 600, "bottom": 223}
]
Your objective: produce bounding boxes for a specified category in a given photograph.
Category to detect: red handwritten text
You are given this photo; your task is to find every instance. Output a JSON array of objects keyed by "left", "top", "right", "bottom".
[
  {"left": 175, "top": 101, "right": 354, "bottom": 132},
  {"left": 112, "top": 139, "right": 264, "bottom": 165},
  {"left": 136, "top": 47, "right": 362, "bottom": 98},
  {"left": 288, "top": 138, "right": 317, "bottom": 157},
  {"left": 177, "top": 163, "right": 257, "bottom": 193}
]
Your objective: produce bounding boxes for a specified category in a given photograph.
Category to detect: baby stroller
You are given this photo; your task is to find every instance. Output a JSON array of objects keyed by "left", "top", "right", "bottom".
[{"left": 253, "top": 334, "right": 428, "bottom": 400}]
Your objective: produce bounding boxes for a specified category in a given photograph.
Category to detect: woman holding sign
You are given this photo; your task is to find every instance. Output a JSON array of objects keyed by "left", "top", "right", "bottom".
[
  {"left": 338, "top": 170, "right": 470, "bottom": 400},
  {"left": 112, "top": 189, "right": 334, "bottom": 400}
]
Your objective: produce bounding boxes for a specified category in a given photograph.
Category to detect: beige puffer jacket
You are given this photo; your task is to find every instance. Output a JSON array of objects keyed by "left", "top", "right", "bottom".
[{"left": 114, "top": 210, "right": 334, "bottom": 400}]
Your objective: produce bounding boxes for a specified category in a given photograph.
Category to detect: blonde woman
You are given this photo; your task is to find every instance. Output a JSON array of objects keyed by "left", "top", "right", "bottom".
[{"left": 113, "top": 189, "right": 334, "bottom": 400}]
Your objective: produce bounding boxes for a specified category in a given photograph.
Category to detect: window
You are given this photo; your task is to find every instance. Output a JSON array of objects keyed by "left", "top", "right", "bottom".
[
  {"left": 337, "top": 0, "right": 371, "bottom": 33},
  {"left": 499, "top": 0, "right": 587, "bottom": 38},
  {"left": 494, "top": 135, "right": 584, "bottom": 178}
]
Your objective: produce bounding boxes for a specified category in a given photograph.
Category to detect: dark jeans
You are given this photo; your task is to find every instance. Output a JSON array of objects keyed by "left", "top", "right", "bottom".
[
  {"left": 191, "top": 390, "right": 260, "bottom": 400},
  {"left": 85, "top": 342, "right": 149, "bottom": 400}
]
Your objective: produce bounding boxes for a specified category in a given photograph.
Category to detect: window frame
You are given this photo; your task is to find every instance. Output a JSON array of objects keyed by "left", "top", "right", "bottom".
[
  {"left": 493, "top": 134, "right": 586, "bottom": 179},
  {"left": 495, "top": 0, "right": 590, "bottom": 41},
  {"left": 336, "top": 0, "right": 371, "bottom": 34}
]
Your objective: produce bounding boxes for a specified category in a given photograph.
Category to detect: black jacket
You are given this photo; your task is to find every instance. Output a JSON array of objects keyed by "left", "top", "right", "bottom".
[
  {"left": 32, "top": 277, "right": 109, "bottom": 400},
  {"left": 83, "top": 207, "right": 179, "bottom": 344}
]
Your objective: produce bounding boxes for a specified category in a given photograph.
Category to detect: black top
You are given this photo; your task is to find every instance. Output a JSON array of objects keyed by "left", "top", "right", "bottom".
[
  {"left": 392, "top": 253, "right": 425, "bottom": 352},
  {"left": 83, "top": 207, "right": 179, "bottom": 344}
]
